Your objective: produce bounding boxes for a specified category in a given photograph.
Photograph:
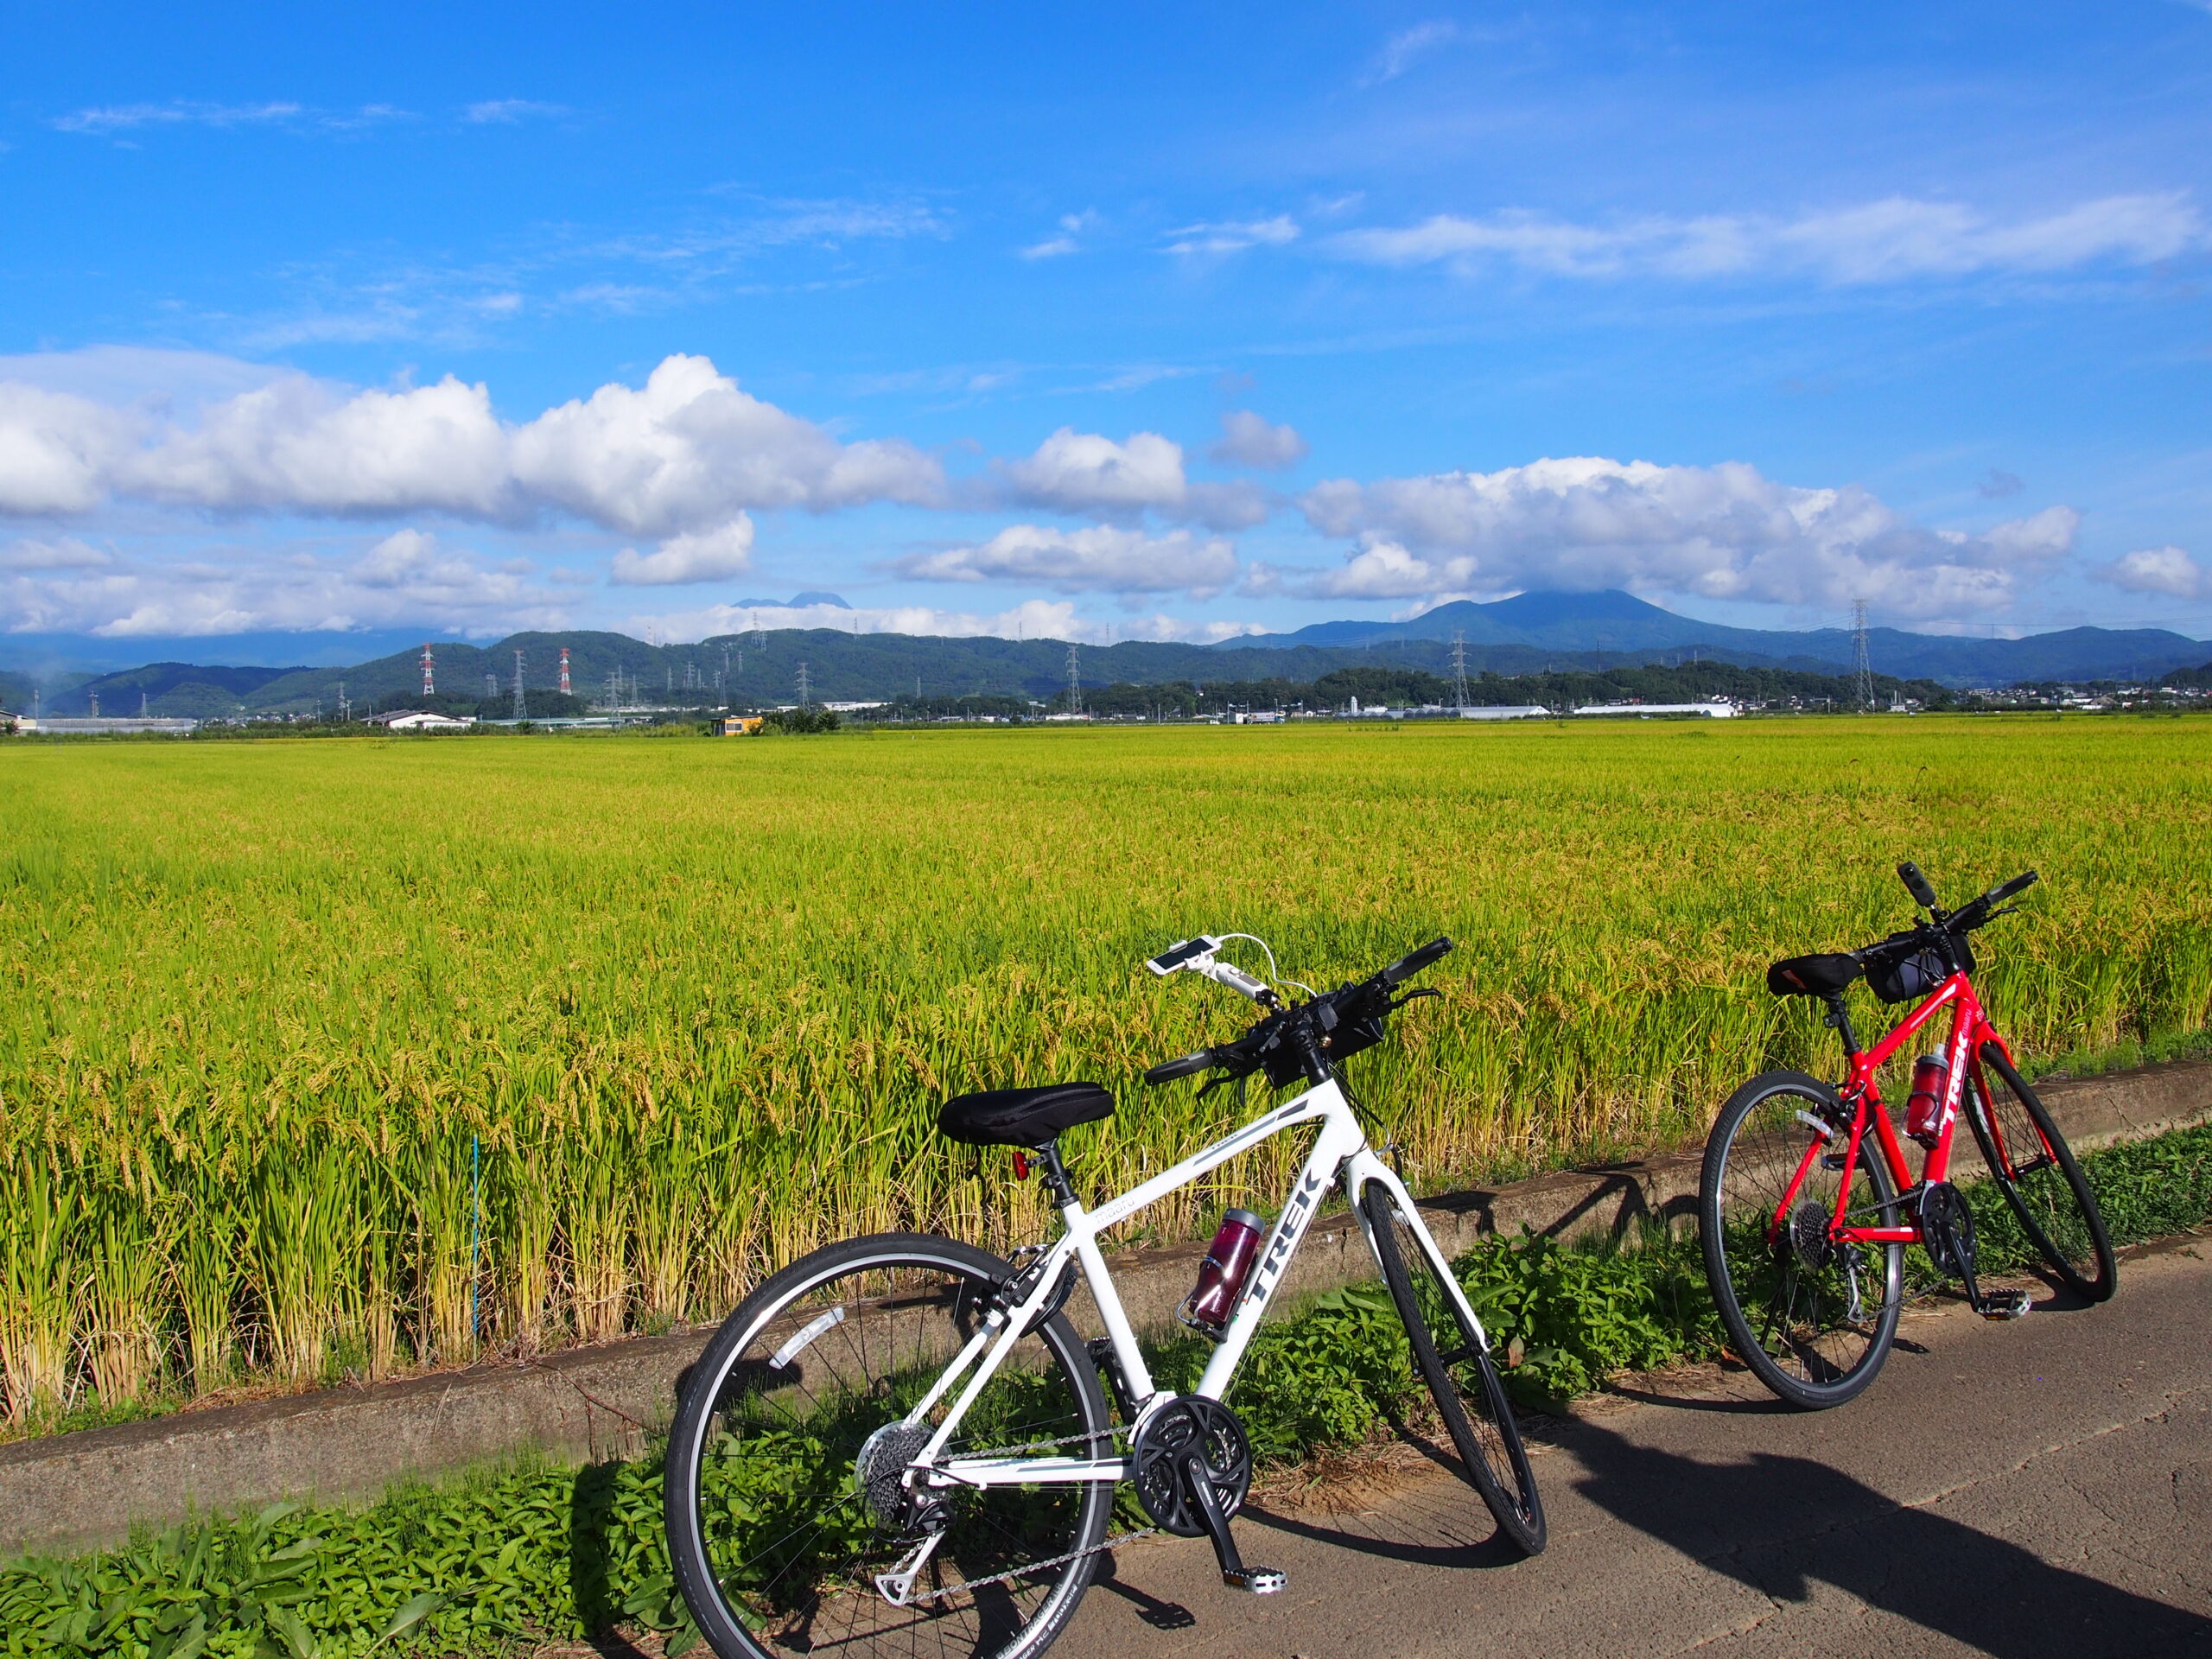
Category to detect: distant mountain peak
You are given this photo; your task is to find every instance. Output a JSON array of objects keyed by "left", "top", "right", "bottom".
[{"left": 736, "top": 592, "right": 851, "bottom": 610}]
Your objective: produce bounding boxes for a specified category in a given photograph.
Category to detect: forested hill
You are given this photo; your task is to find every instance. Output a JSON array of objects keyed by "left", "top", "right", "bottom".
[{"left": 40, "top": 607, "right": 2212, "bottom": 718}]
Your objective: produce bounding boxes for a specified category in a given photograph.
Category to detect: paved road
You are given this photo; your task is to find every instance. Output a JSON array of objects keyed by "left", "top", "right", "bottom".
[{"left": 1059, "top": 1238, "right": 2212, "bottom": 1659}]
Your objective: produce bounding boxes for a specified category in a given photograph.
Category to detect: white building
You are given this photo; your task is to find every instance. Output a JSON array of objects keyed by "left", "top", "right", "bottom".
[
  {"left": 364, "top": 710, "right": 475, "bottom": 731},
  {"left": 1456, "top": 704, "right": 1552, "bottom": 721},
  {"left": 1572, "top": 700, "right": 1738, "bottom": 719},
  {"left": 15, "top": 716, "right": 200, "bottom": 735}
]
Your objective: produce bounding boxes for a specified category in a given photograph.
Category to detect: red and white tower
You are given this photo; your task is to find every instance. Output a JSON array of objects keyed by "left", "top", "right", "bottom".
[
  {"left": 421, "top": 644, "right": 435, "bottom": 697},
  {"left": 558, "top": 646, "right": 571, "bottom": 696}
]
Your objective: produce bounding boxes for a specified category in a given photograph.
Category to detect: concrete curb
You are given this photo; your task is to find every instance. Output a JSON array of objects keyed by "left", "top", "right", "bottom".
[{"left": 4, "top": 1056, "right": 2206, "bottom": 1559}]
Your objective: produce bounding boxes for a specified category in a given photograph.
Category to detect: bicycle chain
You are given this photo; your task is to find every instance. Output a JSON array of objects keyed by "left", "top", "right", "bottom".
[{"left": 887, "top": 1424, "right": 1143, "bottom": 1606}]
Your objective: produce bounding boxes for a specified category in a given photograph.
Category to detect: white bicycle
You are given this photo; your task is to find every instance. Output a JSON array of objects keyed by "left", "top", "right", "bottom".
[{"left": 664, "top": 934, "right": 1545, "bottom": 1659}]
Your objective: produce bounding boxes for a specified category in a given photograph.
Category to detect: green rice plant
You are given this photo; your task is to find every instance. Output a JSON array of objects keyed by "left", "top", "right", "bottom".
[
  {"left": 0, "top": 1154, "right": 80, "bottom": 1421},
  {"left": 81, "top": 1188, "right": 166, "bottom": 1408},
  {"left": 0, "top": 715, "right": 2207, "bottom": 1421}
]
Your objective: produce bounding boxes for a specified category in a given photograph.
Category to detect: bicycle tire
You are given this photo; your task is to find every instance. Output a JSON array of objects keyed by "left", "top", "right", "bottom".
[
  {"left": 1965, "top": 1044, "right": 2117, "bottom": 1303},
  {"left": 1358, "top": 1180, "right": 1547, "bottom": 1554},
  {"left": 664, "top": 1232, "right": 1112, "bottom": 1659},
  {"left": 1700, "top": 1071, "right": 1904, "bottom": 1410}
]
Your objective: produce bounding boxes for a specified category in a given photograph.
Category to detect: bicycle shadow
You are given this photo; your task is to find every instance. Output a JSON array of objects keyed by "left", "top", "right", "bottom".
[
  {"left": 1567, "top": 1418, "right": 2212, "bottom": 1658},
  {"left": 1237, "top": 1426, "right": 1529, "bottom": 1571}
]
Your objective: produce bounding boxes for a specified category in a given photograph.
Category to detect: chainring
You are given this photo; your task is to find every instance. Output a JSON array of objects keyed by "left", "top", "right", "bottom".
[
  {"left": 1129, "top": 1397, "right": 1252, "bottom": 1538},
  {"left": 1918, "top": 1181, "right": 1978, "bottom": 1281}
]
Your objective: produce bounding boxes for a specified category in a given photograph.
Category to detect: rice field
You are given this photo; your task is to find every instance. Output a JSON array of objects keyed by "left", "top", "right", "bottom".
[{"left": 2, "top": 715, "right": 2208, "bottom": 1426}]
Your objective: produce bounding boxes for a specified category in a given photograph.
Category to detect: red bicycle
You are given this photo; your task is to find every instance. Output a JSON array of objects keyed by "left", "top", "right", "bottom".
[{"left": 1700, "top": 862, "right": 2116, "bottom": 1409}]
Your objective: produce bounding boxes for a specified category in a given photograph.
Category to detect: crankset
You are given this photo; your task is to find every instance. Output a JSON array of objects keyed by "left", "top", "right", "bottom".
[
  {"left": 1917, "top": 1182, "right": 2030, "bottom": 1321},
  {"left": 1130, "top": 1396, "right": 1284, "bottom": 1593}
]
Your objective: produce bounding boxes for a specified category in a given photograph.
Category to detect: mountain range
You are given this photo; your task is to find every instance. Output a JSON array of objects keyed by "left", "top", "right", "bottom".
[{"left": 3, "top": 592, "right": 2205, "bottom": 718}]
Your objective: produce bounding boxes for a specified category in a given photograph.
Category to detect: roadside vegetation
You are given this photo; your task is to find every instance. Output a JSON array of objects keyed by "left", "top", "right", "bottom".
[
  {"left": 4, "top": 1119, "right": 2207, "bottom": 1657},
  {"left": 1, "top": 717, "right": 2208, "bottom": 1435}
]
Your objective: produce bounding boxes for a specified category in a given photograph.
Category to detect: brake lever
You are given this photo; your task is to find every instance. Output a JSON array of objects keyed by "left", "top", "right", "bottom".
[{"left": 1387, "top": 988, "right": 1440, "bottom": 1013}]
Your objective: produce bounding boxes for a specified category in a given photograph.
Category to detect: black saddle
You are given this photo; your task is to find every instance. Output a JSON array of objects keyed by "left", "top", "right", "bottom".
[
  {"left": 938, "top": 1083, "right": 1115, "bottom": 1147},
  {"left": 1766, "top": 953, "right": 1864, "bottom": 998}
]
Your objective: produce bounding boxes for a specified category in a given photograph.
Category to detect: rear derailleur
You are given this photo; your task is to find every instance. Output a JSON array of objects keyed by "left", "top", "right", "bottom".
[{"left": 1130, "top": 1396, "right": 1285, "bottom": 1594}]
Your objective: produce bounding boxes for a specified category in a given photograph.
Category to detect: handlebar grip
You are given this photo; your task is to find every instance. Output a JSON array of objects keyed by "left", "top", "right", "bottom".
[
  {"left": 1143, "top": 1048, "right": 1217, "bottom": 1085},
  {"left": 1380, "top": 936, "right": 1454, "bottom": 988},
  {"left": 1986, "top": 869, "right": 2039, "bottom": 905},
  {"left": 1897, "top": 861, "right": 1940, "bottom": 910}
]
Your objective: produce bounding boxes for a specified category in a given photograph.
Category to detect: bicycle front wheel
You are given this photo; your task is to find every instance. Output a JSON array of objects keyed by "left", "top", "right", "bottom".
[
  {"left": 1700, "top": 1071, "right": 1904, "bottom": 1409},
  {"left": 1965, "top": 1044, "right": 2116, "bottom": 1303},
  {"left": 664, "top": 1233, "right": 1112, "bottom": 1659},
  {"left": 1359, "top": 1181, "right": 1546, "bottom": 1554}
]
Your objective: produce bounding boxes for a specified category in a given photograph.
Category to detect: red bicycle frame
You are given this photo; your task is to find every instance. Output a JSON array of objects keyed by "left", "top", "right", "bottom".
[{"left": 1766, "top": 971, "right": 2045, "bottom": 1249}]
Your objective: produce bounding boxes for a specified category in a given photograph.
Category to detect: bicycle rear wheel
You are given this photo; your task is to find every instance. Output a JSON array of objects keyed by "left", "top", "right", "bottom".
[
  {"left": 664, "top": 1233, "right": 1112, "bottom": 1659},
  {"left": 1358, "top": 1181, "right": 1546, "bottom": 1554},
  {"left": 1965, "top": 1044, "right": 2116, "bottom": 1303},
  {"left": 1700, "top": 1071, "right": 1904, "bottom": 1409}
]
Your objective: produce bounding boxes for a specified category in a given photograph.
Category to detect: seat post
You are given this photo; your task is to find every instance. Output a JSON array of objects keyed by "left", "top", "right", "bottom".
[
  {"left": 1031, "top": 1140, "right": 1079, "bottom": 1208},
  {"left": 1822, "top": 993, "right": 1862, "bottom": 1059}
]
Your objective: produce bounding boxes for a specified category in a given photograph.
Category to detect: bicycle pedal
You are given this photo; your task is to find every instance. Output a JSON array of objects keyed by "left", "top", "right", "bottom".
[
  {"left": 1224, "top": 1565, "right": 1286, "bottom": 1594},
  {"left": 1976, "top": 1289, "right": 2032, "bottom": 1321}
]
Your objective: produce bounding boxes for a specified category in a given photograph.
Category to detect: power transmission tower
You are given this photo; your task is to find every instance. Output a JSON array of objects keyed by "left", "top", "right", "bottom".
[
  {"left": 1853, "top": 600, "right": 1876, "bottom": 712},
  {"left": 512, "top": 650, "right": 526, "bottom": 720},
  {"left": 421, "top": 644, "right": 435, "bottom": 698},
  {"left": 1450, "top": 629, "right": 1472, "bottom": 711},
  {"left": 336, "top": 680, "right": 349, "bottom": 721},
  {"left": 1065, "top": 642, "right": 1082, "bottom": 715},
  {"left": 795, "top": 662, "right": 811, "bottom": 709}
]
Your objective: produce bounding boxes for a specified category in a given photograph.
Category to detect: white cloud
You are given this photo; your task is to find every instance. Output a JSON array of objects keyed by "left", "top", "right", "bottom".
[
  {"left": 1300, "top": 457, "right": 2080, "bottom": 620},
  {"left": 1020, "top": 211, "right": 1099, "bottom": 260},
  {"left": 0, "top": 536, "right": 116, "bottom": 572},
  {"left": 53, "top": 101, "right": 303, "bottom": 134},
  {"left": 130, "top": 373, "right": 512, "bottom": 516},
  {"left": 1328, "top": 194, "right": 2204, "bottom": 284},
  {"left": 1360, "top": 21, "right": 1465, "bottom": 86},
  {"left": 624, "top": 595, "right": 1261, "bottom": 648},
  {"left": 0, "top": 352, "right": 945, "bottom": 533},
  {"left": 608, "top": 518, "right": 757, "bottom": 586},
  {"left": 1210, "top": 410, "right": 1309, "bottom": 470},
  {"left": 0, "top": 382, "right": 141, "bottom": 514},
  {"left": 510, "top": 354, "right": 944, "bottom": 532},
  {"left": 1163, "top": 216, "right": 1300, "bottom": 256},
  {"left": 898, "top": 524, "right": 1238, "bottom": 595},
  {"left": 1, "top": 528, "right": 566, "bottom": 638},
  {"left": 1002, "top": 428, "right": 1186, "bottom": 513},
  {"left": 463, "top": 99, "right": 569, "bottom": 124},
  {"left": 2093, "top": 544, "right": 2204, "bottom": 601},
  {"left": 995, "top": 427, "right": 1271, "bottom": 530}
]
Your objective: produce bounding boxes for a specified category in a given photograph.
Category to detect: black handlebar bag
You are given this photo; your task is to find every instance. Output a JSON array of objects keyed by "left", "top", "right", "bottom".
[{"left": 1865, "top": 935, "right": 1974, "bottom": 1005}]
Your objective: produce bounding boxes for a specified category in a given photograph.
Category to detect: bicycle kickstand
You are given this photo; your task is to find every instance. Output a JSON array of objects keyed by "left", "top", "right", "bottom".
[{"left": 1179, "top": 1452, "right": 1285, "bottom": 1594}]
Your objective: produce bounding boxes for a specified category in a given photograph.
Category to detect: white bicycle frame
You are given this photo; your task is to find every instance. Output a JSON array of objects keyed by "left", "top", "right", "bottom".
[{"left": 903, "top": 1071, "right": 1493, "bottom": 1495}]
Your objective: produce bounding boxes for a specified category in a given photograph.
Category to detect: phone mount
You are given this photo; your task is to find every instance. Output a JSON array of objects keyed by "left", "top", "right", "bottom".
[{"left": 1145, "top": 937, "right": 1274, "bottom": 1003}]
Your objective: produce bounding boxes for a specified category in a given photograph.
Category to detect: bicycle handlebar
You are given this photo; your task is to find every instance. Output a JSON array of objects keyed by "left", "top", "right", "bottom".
[
  {"left": 1141, "top": 936, "right": 1452, "bottom": 1086},
  {"left": 1379, "top": 937, "right": 1453, "bottom": 988},
  {"left": 1143, "top": 1048, "right": 1220, "bottom": 1085}
]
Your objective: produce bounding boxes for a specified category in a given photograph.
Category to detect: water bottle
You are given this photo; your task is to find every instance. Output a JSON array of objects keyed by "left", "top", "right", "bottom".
[
  {"left": 1906, "top": 1052, "right": 1950, "bottom": 1145},
  {"left": 1179, "top": 1209, "right": 1265, "bottom": 1338}
]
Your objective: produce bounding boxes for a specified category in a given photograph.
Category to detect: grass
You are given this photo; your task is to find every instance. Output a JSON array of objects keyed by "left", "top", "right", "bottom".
[
  {"left": 5, "top": 1118, "right": 2205, "bottom": 1657},
  {"left": 1, "top": 715, "right": 2209, "bottom": 1426}
]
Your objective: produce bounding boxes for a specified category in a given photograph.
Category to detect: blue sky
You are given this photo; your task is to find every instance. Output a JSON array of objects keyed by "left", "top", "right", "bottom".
[{"left": 3, "top": 2, "right": 2209, "bottom": 649}]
